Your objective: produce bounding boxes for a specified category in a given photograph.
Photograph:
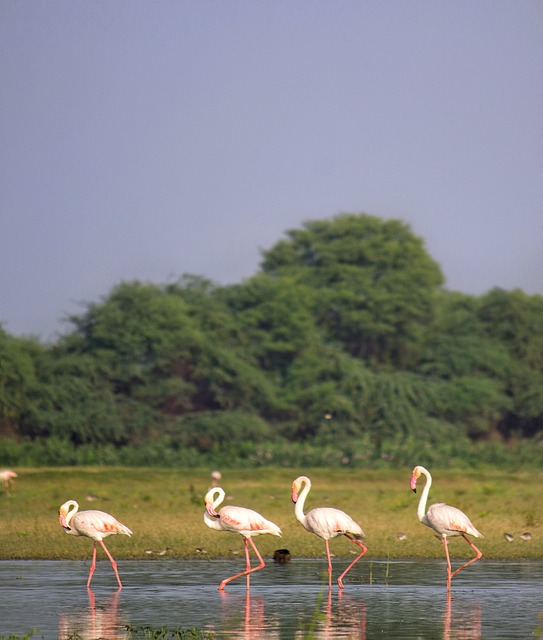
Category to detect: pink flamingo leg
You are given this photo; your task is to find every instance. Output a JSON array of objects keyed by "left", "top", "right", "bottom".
[
  {"left": 244, "top": 537, "right": 252, "bottom": 589},
  {"left": 442, "top": 534, "right": 482, "bottom": 590},
  {"left": 324, "top": 539, "right": 333, "bottom": 586},
  {"left": 337, "top": 535, "right": 367, "bottom": 589},
  {"left": 449, "top": 534, "right": 483, "bottom": 579},
  {"left": 99, "top": 540, "right": 123, "bottom": 589},
  {"left": 442, "top": 536, "right": 453, "bottom": 590},
  {"left": 218, "top": 537, "right": 266, "bottom": 590},
  {"left": 87, "top": 541, "right": 98, "bottom": 588}
]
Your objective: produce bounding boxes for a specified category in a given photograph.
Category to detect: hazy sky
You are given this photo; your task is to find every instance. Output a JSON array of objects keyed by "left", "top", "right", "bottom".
[{"left": 1, "top": 1, "right": 542, "bottom": 340}]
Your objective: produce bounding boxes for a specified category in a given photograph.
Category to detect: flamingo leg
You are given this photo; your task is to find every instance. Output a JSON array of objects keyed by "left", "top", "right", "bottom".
[
  {"left": 99, "top": 539, "right": 123, "bottom": 589},
  {"left": 324, "top": 539, "right": 333, "bottom": 586},
  {"left": 442, "top": 534, "right": 482, "bottom": 590},
  {"left": 337, "top": 534, "right": 367, "bottom": 589},
  {"left": 244, "top": 537, "right": 251, "bottom": 589},
  {"left": 218, "top": 537, "right": 266, "bottom": 590},
  {"left": 442, "top": 535, "right": 454, "bottom": 590},
  {"left": 87, "top": 541, "right": 98, "bottom": 588},
  {"left": 449, "top": 534, "right": 483, "bottom": 579}
]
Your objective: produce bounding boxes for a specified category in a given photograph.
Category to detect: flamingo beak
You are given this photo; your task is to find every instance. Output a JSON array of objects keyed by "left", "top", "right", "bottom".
[
  {"left": 291, "top": 488, "right": 298, "bottom": 503},
  {"left": 410, "top": 475, "right": 417, "bottom": 493},
  {"left": 205, "top": 502, "right": 220, "bottom": 519}
]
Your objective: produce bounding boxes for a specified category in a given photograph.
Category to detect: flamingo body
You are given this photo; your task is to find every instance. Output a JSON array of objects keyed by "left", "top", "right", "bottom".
[
  {"left": 59, "top": 500, "right": 132, "bottom": 589},
  {"left": 0, "top": 469, "right": 17, "bottom": 483},
  {"left": 424, "top": 502, "right": 482, "bottom": 539},
  {"left": 0, "top": 470, "right": 17, "bottom": 494},
  {"left": 292, "top": 475, "right": 367, "bottom": 588},
  {"left": 302, "top": 506, "right": 365, "bottom": 541},
  {"left": 410, "top": 465, "right": 483, "bottom": 590},
  {"left": 204, "top": 487, "right": 282, "bottom": 590}
]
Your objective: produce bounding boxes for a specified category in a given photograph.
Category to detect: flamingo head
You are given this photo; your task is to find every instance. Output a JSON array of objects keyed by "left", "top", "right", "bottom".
[
  {"left": 59, "top": 499, "right": 78, "bottom": 530},
  {"left": 204, "top": 489, "right": 221, "bottom": 518},
  {"left": 410, "top": 466, "right": 423, "bottom": 493},
  {"left": 291, "top": 476, "right": 305, "bottom": 503}
]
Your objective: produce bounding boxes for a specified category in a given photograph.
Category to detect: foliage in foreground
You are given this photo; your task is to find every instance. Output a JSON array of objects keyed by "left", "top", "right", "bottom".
[
  {"left": 122, "top": 626, "right": 214, "bottom": 639},
  {"left": 0, "top": 627, "right": 214, "bottom": 640}
]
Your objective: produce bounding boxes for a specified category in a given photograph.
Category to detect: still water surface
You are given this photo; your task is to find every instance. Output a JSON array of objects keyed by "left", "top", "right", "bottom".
[{"left": 0, "top": 559, "right": 541, "bottom": 638}]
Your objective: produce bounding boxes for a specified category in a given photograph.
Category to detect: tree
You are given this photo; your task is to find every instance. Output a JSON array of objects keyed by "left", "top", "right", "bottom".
[
  {"left": 223, "top": 274, "right": 320, "bottom": 376},
  {"left": 0, "top": 328, "right": 39, "bottom": 437},
  {"left": 260, "top": 213, "right": 444, "bottom": 366},
  {"left": 476, "top": 289, "right": 543, "bottom": 437}
]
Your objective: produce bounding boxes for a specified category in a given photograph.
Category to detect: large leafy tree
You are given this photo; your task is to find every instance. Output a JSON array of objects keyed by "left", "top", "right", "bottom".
[
  {"left": 0, "top": 328, "right": 39, "bottom": 436},
  {"left": 260, "top": 213, "right": 444, "bottom": 366},
  {"left": 476, "top": 288, "right": 543, "bottom": 437},
  {"left": 222, "top": 274, "right": 320, "bottom": 376},
  {"left": 64, "top": 279, "right": 280, "bottom": 440}
]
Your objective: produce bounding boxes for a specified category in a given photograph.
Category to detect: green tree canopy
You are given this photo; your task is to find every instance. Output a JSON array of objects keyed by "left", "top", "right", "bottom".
[{"left": 260, "top": 213, "right": 444, "bottom": 366}]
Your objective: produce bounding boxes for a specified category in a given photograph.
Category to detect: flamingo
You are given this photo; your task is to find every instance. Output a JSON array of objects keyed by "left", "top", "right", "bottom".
[
  {"left": 410, "top": 465, "right": 483, "bottom": 590},
  {"left": 203, "top": 487, "right": 282, "bottom": 590},
  {"left": 0, "top": 470, "right": 17, "bottom": 495},
  {"left": 291, "top": 475, "right": 367, "bottom": 588},
  {"left": 59, "top": 500, "right": 133, "bottom": 589}
]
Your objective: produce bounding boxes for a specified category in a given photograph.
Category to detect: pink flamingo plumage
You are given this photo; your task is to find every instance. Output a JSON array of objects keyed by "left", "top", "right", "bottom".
[
  {"left": 59, "top": 500, "right": 133, "bottom": 589},
  {"left": 410, "top": 465, "right": 483, "bottom": 590},
  {"left": 204, "top": 487, "right": 282, "bottom": 590},
  {"left": 292, "top": 475, "right": 367, "bottom": 588},
  {"left": 0, "top": 470, "right": 17, "bottom": 495}
]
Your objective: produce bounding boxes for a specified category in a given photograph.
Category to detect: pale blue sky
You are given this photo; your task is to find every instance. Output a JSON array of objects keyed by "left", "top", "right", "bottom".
[{"left": 1, "top": 1, "right": 542, "bottom": 339}]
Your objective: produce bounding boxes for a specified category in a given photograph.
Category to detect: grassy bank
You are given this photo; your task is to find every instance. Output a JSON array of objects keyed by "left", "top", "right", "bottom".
[{"left": 0, "top": 466, "right": 542, "bottom": 562}]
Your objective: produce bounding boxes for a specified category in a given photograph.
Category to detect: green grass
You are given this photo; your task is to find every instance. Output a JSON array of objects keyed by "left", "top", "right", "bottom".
[{"left": 1, "top": 466, "right": 542, "bottom": 562}]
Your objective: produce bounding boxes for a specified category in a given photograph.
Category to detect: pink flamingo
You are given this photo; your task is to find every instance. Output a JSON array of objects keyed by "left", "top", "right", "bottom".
[
  {"left": 204, "top": 487, "right": 282, "bottom": 590},
  {"left": 410, "top": 465, "right": 483, "bottom": 590},
  {"left": 291, "top": 475, "right": 367, "bottom": 588},
  {"left": 0, "top": 470, "right": 17, "bottom": 495},
  {"left": 59, "top": 500, "right": 133, "bottom": 589}
]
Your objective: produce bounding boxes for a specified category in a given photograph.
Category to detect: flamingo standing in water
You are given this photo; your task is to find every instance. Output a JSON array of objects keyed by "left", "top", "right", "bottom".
[
  {"left": 291, "top": 475, "right": 367, "bottom": 588},
  {"left": 410, "top": 465, "right": 483, "bottom": 590},
  {"left": 204, "top": 487, "right": 282, "bottom": 590},
  {"left": 59, "top": 500, "right": 133, "bottom": 589}
]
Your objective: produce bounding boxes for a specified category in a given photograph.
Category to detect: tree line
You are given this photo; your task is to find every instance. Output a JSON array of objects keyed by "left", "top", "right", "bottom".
[{"left": 1, "top": 213, "right": 543, "bottom": 467}]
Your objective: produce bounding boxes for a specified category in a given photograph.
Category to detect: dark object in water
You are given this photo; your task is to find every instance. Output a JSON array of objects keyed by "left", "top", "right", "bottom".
[{"left": 273, "top": 549, "right": 291, "bottom": 563}]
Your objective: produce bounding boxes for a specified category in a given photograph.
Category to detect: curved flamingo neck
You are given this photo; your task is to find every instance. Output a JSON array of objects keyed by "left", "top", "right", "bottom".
[
  {"left": 293, "top": 476, "right": 311, "bottom": 525},
  {"left": 65, "top": 500, "right": 79, "bottom": 526},
  {"left": 210, "top": 488, "right": 225, "bottom": 510},
  {"left": 203, "top": 487, "right": 225, "bottom": 531},
  {"left": 417, "top": 467, "right": 432, "bottom": 522}
]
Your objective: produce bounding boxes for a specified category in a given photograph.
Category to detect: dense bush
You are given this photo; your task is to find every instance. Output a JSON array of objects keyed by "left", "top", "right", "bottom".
[{"left": 1, "top": 213, "right": 543, "bottom": 468}]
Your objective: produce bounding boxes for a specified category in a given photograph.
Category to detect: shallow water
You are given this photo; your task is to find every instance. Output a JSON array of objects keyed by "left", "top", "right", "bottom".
[{"left": 0, "top": 559, "right": 542, "bottom": 638}]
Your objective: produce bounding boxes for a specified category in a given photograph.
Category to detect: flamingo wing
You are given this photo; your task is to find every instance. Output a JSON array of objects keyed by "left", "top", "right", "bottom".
[
  {"left": 305, "top": 507, "right": 364, "bottom": 540},
  {"left": 219, "top": 506, "right": 282, "bottom": 537},
  {"left": 426, "top": 503, "right": 483, "bottom": 538},
  {"left": 73, "top": 510, "right": 133, "bottom": 540}
]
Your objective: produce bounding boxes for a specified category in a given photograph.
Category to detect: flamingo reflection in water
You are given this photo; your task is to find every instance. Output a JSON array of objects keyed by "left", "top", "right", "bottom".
[
  {"left": 443, "top": 593, "right": 482, "bottom": 640},
  {"left": 214, "top": 587, "right": 366, "bottom": 639},
  {"left": 59, "top": 589, "right": 128, "bottom": 640},
  {"left": 325, "top": 589, "right": 366, "bottom": 640},
  {"left": 213, "top": 589, "right": 271, "bottom": 639}
]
